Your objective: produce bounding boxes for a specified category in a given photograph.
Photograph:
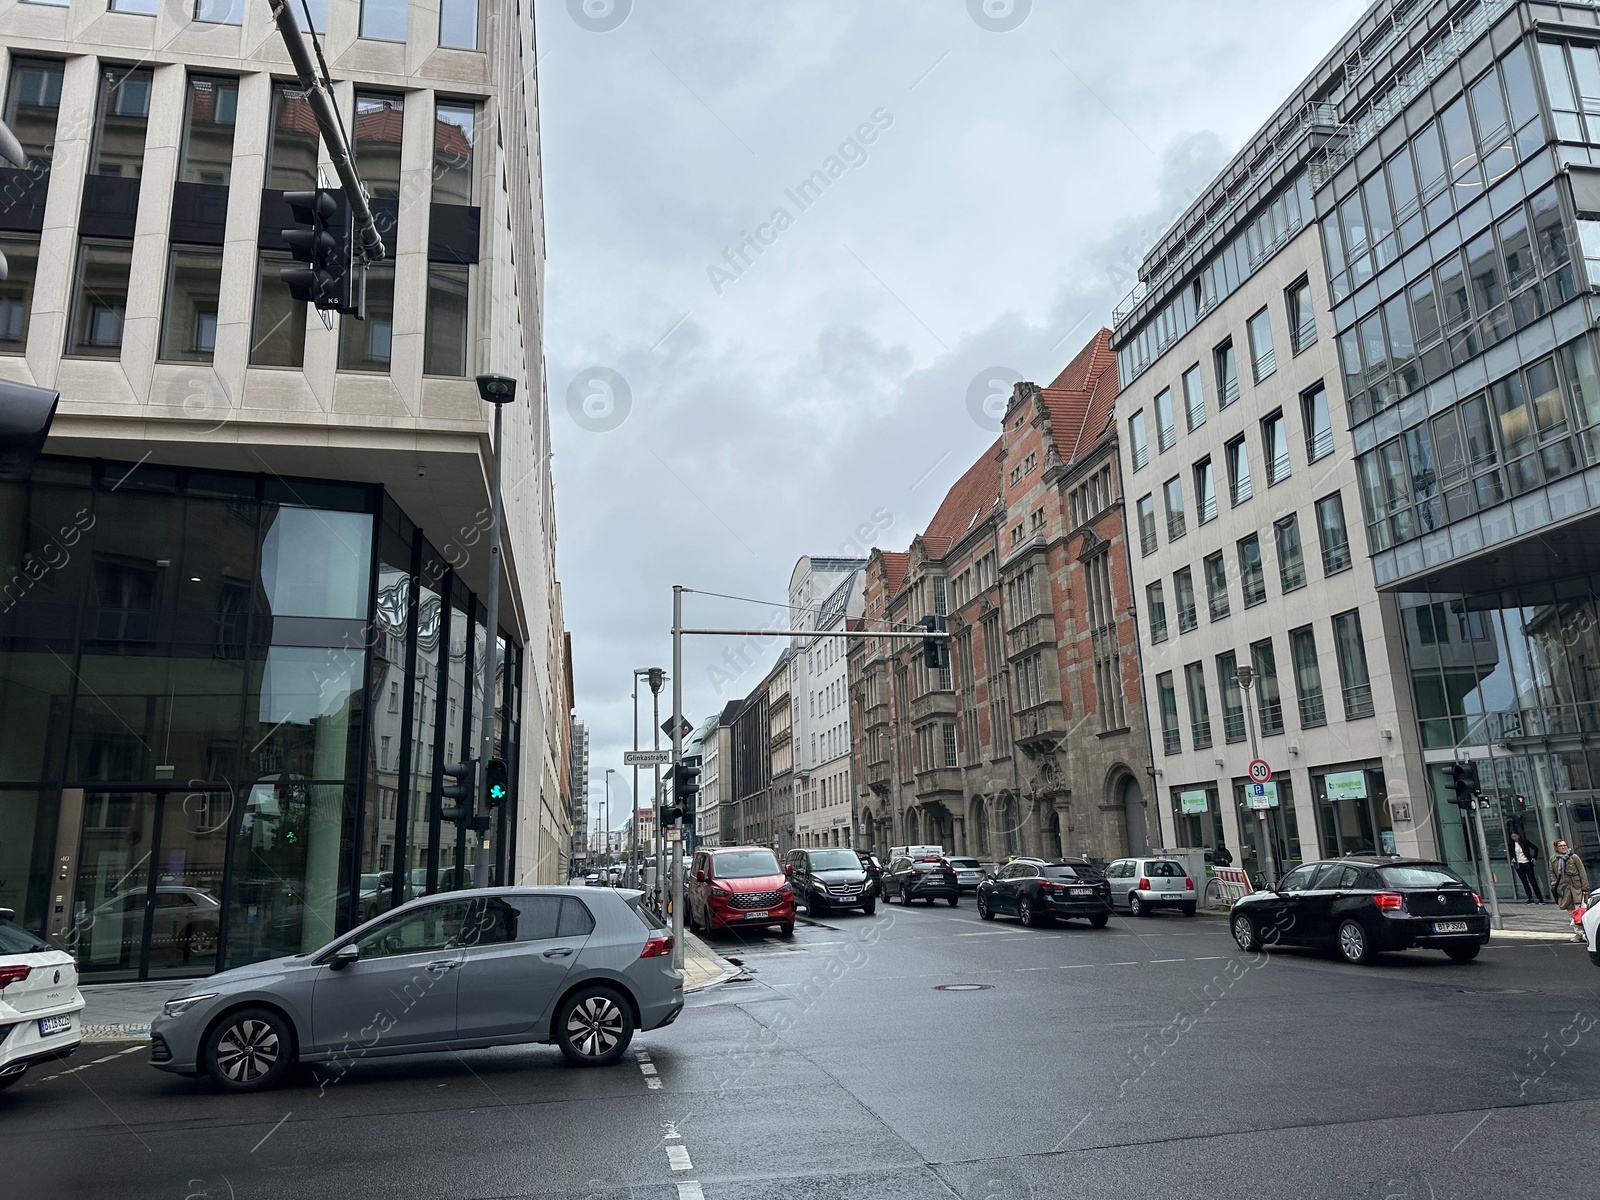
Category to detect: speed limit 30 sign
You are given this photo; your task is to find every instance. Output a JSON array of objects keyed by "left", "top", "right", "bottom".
[{"left": 1248, "top": 759, "right": 1272, "bottom": 784}]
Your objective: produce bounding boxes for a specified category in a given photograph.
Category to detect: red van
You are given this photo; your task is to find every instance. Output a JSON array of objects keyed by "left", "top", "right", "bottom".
[{"left": 687, "top": 846, "right": 795, "bottom": 937}]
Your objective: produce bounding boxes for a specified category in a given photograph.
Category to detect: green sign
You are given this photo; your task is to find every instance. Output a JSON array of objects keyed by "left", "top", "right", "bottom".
[
  {"left": 1179, "top": 789, "right": 1209, "bottom": 815},
  {"left": 1324, "top": 771, "right": 1367, "bottom": 802}
]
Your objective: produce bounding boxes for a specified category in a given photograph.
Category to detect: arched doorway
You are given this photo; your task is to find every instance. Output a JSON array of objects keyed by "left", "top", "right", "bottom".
[
  {"left": 1048, "top": 807, "right": 1062, "bottom": 859},
  {"left": 969, "top": 795, "right": 991, "bottom": 857},
  {"left": 1120, "top": 773, "right": 1148, "bottom": 854},
  {"left": 1001, "top": 793, "right": 1022, "bottom": 857}
]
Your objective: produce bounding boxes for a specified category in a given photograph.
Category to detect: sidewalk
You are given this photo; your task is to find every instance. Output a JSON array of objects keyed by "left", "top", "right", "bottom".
[
  {"left": 1491, "top": 900, "right": 1585, "bottom": 941},
  {"left": 681, "top": 931, "right": 741, "bottom": 992}
]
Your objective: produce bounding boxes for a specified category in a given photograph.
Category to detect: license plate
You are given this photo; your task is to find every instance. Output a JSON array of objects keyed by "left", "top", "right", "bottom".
[
  {"left": 745, "top": 911, "right": 769, "bottom": 920},
  {"left": 1433, "top": 920, "right": 1469, "bottom": 933},
  {"left": 38, "top": 1014, "right": 74, "bottom": 1037},
  {"left": 1069, "top": 888, "right": 1092, "bottom": 896}
]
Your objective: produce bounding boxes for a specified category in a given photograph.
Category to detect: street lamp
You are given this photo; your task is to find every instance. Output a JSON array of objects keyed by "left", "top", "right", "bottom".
[
  {"left": 1233, "top": 665, "right": 1277, "bottom": 885},
  {"left": 604, "top": 768, "right": 616, "bottom": 883},
  {"left": 633, "top": 666, "right": 666, "bottom": 908}
]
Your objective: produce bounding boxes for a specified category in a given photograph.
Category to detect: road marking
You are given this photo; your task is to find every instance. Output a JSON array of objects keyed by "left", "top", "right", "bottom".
[
  {"left": 1107, "top": 961, "right": 1137, "bottom": 966},
  {"left": 1150, "top": 958, "right": 1184, "bottom": 963},
  {"left": 953, "top": 930, "right": 1009, "bottom": 937},
  {"left": 90, "top": 1054, "right": 121, "bottom": 1064},
  {"left": 1060, "top": 964, "right": 1095, "bottom": 969},
  {"left": 117, "top": 1045, "right": 143, "bottom": 1056},
  {"left": 639, "top": 1063, "right": 658, "bottom": 1076},
  {"left": 677, "top": 1184, "right": 705, "bottom": 1200},
  {"left": 251, "top": 1111, "right": 292, "bottom": 1153},
  {"left": 646, "top": 1078, "right": 663, "bottom": 1090},
  {"left": 1015, "top": 966, "right": 1049, "bottom": 971},
  {"left": 1193, "top": 956, "right": 1224, "bottom": 960},
  {"left": 666, "top": 1144, "right": 693, "bottom": 1172}
]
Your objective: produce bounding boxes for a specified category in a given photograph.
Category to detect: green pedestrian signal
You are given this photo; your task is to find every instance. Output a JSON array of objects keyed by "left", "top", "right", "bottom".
[{"left": 484, "top": 757, "right": 510, "bottom": 808}]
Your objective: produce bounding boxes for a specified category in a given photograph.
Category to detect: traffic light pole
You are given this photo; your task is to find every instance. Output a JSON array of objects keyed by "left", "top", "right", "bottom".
[
  {"left": 472, "top": 393, "right": 508, "bottom": 889},
  {"left": 1468, "top": 778, "right": 1503, "bottom": 931}
]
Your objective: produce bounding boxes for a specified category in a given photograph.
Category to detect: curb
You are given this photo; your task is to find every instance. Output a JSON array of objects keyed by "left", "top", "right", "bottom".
[{"left": 684, "top": 959, "right": 743, "bottom": 993}]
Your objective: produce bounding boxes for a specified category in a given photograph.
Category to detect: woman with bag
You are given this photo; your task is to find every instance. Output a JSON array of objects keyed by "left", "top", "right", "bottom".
[{"left": 1549, "top": 839, "right": 1591, "bottom": 941}]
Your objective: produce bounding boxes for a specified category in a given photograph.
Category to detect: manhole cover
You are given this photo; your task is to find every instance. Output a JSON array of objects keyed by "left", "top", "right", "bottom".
[{"left": 934, "top": 983, "right": 993, "bottom": 992}]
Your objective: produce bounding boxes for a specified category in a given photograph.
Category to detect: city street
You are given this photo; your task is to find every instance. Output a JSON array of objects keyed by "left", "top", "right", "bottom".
[{"left": 5, "top": 908, "right": 1595, "bottom": 1200}]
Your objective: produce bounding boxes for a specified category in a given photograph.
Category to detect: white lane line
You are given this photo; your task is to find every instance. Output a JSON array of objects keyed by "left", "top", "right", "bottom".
[
  {"left": 1150, "top": 958, "right": 1185, "bottom": 963},
  {"left": 1060, "top": 964, "right": 1095, "bottom": 969},
  {"left": 90, "top": 1054, "right": 121, "bottom": 1064},
  {"left": 117, "top": 1045, "right": 143, "bottom": 1056},
  {"left": 1107, "top": 961, "right": 1138, "bottom": 966},
  {"left": 646, "top": 1078, "right": 664, "bottom": 1090},
  {"left": 666, "top": 1144, "right": 693, "bottom": 1172},
  {"left": 251, "top": 1111, "right": 292, "bottom": 1153},
  {"left": 1015, "top": 966, "right": 1049, "bottom": 972},
  {"left": 1193, "top": 956, "right": 1224, "bottom": 960},
  {"left": 677, "top": 1183, "right": 705, "bottom": 1200},
  {"left": 639, "top": 1063, "right": 659, "bottom": 1076},
  {"left": 953, "top": 930, "right": 1010, "bottom": 937}
]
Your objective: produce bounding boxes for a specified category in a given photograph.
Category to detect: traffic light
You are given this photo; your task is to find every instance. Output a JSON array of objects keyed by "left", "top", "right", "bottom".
[
  {"left": 440, "top": 759, "right": 477, "bottom": 823},
  {"left": 675, "top": 756, "right": 701, "bottom": 822},
  {"left": 921, "top": 615, "right": 948, "bottom": 671},
  {"left": 1447, "top": 760, "right": 1480, "bottom": 809},
  {"left": 281, "top": 188, "right": 355, "bottom": 313},
  {"left": 483, "top": 757, "right": 509, "bottom": 808}
]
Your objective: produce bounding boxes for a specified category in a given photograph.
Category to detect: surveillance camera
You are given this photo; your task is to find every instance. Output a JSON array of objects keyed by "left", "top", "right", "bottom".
[{"left": 417, "top": 465, "right": 427, "bottom": 478}]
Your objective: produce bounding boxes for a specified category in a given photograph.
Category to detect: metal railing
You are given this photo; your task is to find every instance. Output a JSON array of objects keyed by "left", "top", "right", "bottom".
[
  {"left": 1342, "top": 683, "right": 1375, "bottom": 720},
  {"left": 1191, "top": 720, "right": 1214, "bottom": 750},
  {"left": 1298, "top": 691, "right": 1327, "bottom": 727},
  {"left": 1322, "top": 538, "right": 1352, "bottom": 575},
  {"left": 1291, "top": 316, "right": 1318, "bottom": 354},
  {"left": 1222, "top": 711, "right": 1247, "bottom": 743},
  {"left": 1162, "top": 727, "right": 1182, "bottom": 754}
]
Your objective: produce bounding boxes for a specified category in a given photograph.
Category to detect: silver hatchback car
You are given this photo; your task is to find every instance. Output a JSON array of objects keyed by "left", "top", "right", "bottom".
[
  {"left": 150, "top": 887, "right": 682, "bottom": 1092},
  {"left": 1104, "top": 857, "right": 1198, "bottom": 917}
]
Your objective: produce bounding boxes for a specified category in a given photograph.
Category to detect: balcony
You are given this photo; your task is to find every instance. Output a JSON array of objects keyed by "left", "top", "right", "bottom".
[
  {"left": 866, "top": 758, "right": 891, "bottom": 793},
  {"left": 1008, "top": 614, "right": 1055, "bottom": 656},
  {"left": 912, "top": 691, "right": 958, "bottom": 722},
  {"left": 1014, "top": 701, "right": 1068, "bottom": 749},
  {"left": 914, "top": 766, "right": 965, "bottom": 798}
]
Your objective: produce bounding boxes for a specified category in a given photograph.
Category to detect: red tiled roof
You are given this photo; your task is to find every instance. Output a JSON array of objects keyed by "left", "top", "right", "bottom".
[
  {"left": 923, "top": 438, "right": 1002, "bottom": 546},
  {"left": 1039, "top": 328, "right": 1118, "bottom": 463},
  {"left": 882, "top": 551, "right": 909, "bottom": 598}
]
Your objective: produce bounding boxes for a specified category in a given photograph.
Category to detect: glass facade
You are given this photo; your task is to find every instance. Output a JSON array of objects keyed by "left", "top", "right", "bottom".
[{"left": 0, "top": 458, "right": 522, "bottom": 979}]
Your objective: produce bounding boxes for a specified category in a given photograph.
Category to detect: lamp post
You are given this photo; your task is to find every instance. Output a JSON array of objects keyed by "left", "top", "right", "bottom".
[
  {"left": 604, "top": 768, "right": 616, "bottom": 883},
  {"left": 1233, "top": 665, "right": 1277, "bottom": 886}
]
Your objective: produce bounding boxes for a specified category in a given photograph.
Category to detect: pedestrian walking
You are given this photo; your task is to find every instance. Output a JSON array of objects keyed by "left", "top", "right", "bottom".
[
  {"left": 1549, "top": 839, "right": 1591, "bottom": 940},
  {"left": 1508, "top": 830, "right": 1544, "bottom": 903}
]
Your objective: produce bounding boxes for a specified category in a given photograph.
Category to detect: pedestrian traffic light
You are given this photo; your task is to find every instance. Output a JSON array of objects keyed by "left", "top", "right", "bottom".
[
  {"left": 440, "top": 759, "right": 477, "bottom": 823},
  {"left": 483, "top": 757, "right": 509, "bottom": 808},
  {"left": 281, "top": 188, "right": 356, "bottom": 313},
  {"left": 921, "top": 615, "right": 948, "bottom": 671},
  {"left": 674, "top": 756, "right": 701, "bottom": 822},
  {"left": 1447, "top": 760, "right": 1480, "bottom": 809}
]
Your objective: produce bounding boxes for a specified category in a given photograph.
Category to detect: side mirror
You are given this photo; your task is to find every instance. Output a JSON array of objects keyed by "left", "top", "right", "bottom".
[
  {"left": 695, "top": 870, "right": 706, "bottom": 883},
  {"left": 783, "top": 864, "right": 793, "bottom": 876},
  {"left": 329, "top": 944, "right": 360, "bottom": 970}
]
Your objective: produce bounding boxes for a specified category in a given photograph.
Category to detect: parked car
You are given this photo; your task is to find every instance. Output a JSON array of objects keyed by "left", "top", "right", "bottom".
[
  {"left": 1583, "top": 886, "right": 1600, "bottom": 967},
  {"left": 977, "top": 860, "right": 1111, "bottom": 927},
  {"left": 784, "top": 848, "right": 875, "bottom": 915},
  {"left": 0, "top": 909, "right": 84, "bottom": 1091},
  {"left": 1104, "top": 857, "right": 1198, "bottom": 918},
  {"left": 943, "top": 856, "right": 987, "bottom": 893},
  {"left": 881, "top": 856, "right": 960, "bottom": 906},
  {"left": 86, "top": 884, "right": 222, "bottom": 964},
  {"left": 150, "top": 887, "right": 681, "bottom": 1091},
  {"left": 686, "top": 846, "right": 795, "bottom": 936},
  {"left": 1228, "top": 858, "right": 1490, "bottom": 964}
]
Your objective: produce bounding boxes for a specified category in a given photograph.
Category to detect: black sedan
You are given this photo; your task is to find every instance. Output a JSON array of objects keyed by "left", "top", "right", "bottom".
[
  {"left": 882, "top": 856, "right": 960, "bottom": 906},
  {"left": 1229, "top": 858, "right": 1490, "bottom": 964},
  {"left": 977, "top": 859, "right": 1112, "bottom": 927}
]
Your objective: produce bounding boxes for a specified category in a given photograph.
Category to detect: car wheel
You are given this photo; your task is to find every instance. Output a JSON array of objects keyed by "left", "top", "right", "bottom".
[
  {"left": 779, "top": 923, "right": 795, "bottom": 937},
  {"left": 1129, "top": 894, "right": 1150, "bottom": 918},
  {"left": 1336, "top": 919, "right": 1375, "bottom": 965},
  {"left": 978, "top": 895, "right": 995, "bottom": 921},
  {"left": 862, "top": 899, "right": 876, "bottom": 915},
  {"left": 204, "top": 1006, "right": 295, "bottom": 1092},
  {"left": 1019, "top": 897, "right": 1040, "bottom": 927},
  {"left": 1231, "top": 913, "right": 1261, "bottom": 952},
  {"left": 1089, "top": 913, "right": 1109, "bottom": 928},
  {"left": 1181, "top": 905, "right": 1197, "bottom": 918},
  {"left": 1588, "top": 948, "right": 1600, "bottom": 968},
  {"left": 556, "top": 986, "right": 634, "bottom": 1067},
  {"left": 946, "top": 895, "right": 958, "bottom": 907},
  {"left": 184, "top": 922, "right": 218, "bottom": 959},
  {"left": 1444, "top": 944, "right": 1481, "bottom": 963}
]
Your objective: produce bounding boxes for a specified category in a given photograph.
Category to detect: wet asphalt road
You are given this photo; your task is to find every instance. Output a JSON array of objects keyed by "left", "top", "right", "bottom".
[{"left": 3, "top": 901, "right": 1598, "bottom": 1200}]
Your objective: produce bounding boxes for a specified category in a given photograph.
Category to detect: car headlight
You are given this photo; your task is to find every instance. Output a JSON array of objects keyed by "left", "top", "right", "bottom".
[
  {"left": 778, "top": 883, "right": 793, "bottom": 895},
  {"left": 162, "top": 992, "right": 219, "bottom": 1018}
]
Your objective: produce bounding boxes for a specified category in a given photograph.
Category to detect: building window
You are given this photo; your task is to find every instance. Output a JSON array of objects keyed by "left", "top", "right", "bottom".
[
  {"left": 1287, "top": 276, "right": 1316, "bottom": 354},
  {"left": 1146, "top": 582, "right": 1168, "bottom": 643},
  {"left": 1315, "top": 492, "right": 1352, "bottom": 575},
  {"left": 1237, "top": 534, "right": 1266, "bottom": 607},
  {"left": 1217, "top": 651, "right": 1245, "bottom": 742},
  {"left": 433, "top": 101, "right": 476, "bottom": 204},
  {"left": 1332, "top": 609, "right": 1375, "bottom": 718},
  {"left": 3, "top": 59, "right": 64, "bottom": 166},
  {"left": 1289, "top": 625, "right": 1325, "bottom": 727},
  {"left": 1249, "top": 637, "right": 1284, "bottom": 734},
  {"left": 1173, "top": 567, "right": 1197, "bottom": 634},
  {"left": 340, "top": 264, "right": 395, "bottom": 372},
  {"left": 440, "top": 0, "right": 481, "bottom": 49},
  {"left": 1163, "top": 476, "right": 1185, "bottom": 541},
  {"left": 425, "top": 265, "right": 470, "bottom": 376},
  {"left": 1302, "top": 382, "right": 1332, "bottom": 462},
  {"left": 1154, "top": 387, "right": 1176, "bottom": 452},
  {"left": 268, "top": 85, "right": 320, "bottom": 191},
  {"left": 195, "top": 0, "right": 244, "bottom": 25},
  {"left": 1182, "top": 363, "right": 1205, "bottom": 431},
  {"left": 354, "top": 93, "right": 404, "bottom": 200},
  {"left": 1136, "top": 494, "right": 1157, "bottom": 556},
  {"left": 360, "top": 0, "right": 408, "bottom": 41},
  {"left": 1274, "top": 514, "right": 1305, "bottom": 592},
  {"left": 1129, "top": 409, "right": 1148, "bottom": 470},
  {"left": 67, "top": 240, "right": 132, "bottom": 358},
  {"left": 1214, "top": 338, "right": 1239, "bottom": 408},
  {"left": 0, "top": 236, "right": 39, "bottom": 353},
  {"left": 251, "top": 250, "right": 306, "bottom": 368},
  {"left": 160, "top": 248, "right": 223, "bottom": 362},
  {"left": 1086, "top": 550, "right": 1125, "bottom": 730},
  {"left": 91, "top": 66, "right": 153, "bottom": 177},
  {"left": 942, "top": 723, "right": 957, "bottom": 767},
  {"left": 1203, "top": 552, "right": 1229, "bottom": 622},
  {"left": 109, "top": 0, "right": 158, "bottom": 14},
  {"left": 1226, "top": 435, "right": 1252, "bottom": 505},
  {"left": 1185, "top": 661, "right": 1212, "bottom": 750},
  {"left": 1247, "top": 307, "right": 1275, "bottom": 383},
  {"left": 1156, "top": 671, "right": 1181, "bottom": 754},
  {"left": 291, "top": 0, "right": 328, "bottom": 30},
  {"left": 179, "top": 76, "right": 238, "bottom": 185},
  {"left": 1262, "top": 410, "right": 1290, "bottom": 485},
  {"left": 1193, "top": 457, "right": 1216, "bottom": 524}
]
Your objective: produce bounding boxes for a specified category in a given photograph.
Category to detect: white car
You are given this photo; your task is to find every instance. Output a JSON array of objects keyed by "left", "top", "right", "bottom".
[
  {"left": 0, "top": 908, "right": 84, "bottom": 1091},
  {"left": 1583, "top": 887, "right": 1600, "bottom": 967}
]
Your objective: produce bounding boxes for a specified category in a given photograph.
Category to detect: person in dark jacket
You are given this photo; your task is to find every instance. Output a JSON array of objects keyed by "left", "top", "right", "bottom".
[
  {"left": 1507, "top": 830, "right": 1543, "bottom": 903},
  {"left": 1210, "top": 840, "right": 1234, "bottom": 867}
]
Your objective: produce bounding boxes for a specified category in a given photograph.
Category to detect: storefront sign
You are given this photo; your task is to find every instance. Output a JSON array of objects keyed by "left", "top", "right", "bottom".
[
  {"left": 1179, "top": 789, "right": 1209, "bottom": 814},
  {"left": 1323, "top": 770, "right": 1367, "bottom": 801},
  {"left": 1247, "top": 782, "right": 1279, "bottom": 810}
]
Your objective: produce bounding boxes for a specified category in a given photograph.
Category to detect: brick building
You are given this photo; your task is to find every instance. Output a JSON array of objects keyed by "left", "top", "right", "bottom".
[{"left": 850, "top": 330, "right": 1153, "bottom": 862}]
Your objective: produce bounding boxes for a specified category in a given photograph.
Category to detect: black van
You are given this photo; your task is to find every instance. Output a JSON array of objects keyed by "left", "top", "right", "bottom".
[{"left": 784, "top": 848, "right": 876, "bottom": 915}]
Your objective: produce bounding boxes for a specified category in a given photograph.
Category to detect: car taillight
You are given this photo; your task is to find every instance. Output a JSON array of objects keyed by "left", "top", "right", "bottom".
[
  {"left": 0, "top": 964, "right": 30, "bottom": 988},
  {"left": 1138, "top": 878, "right": 1151, "bottom": 890},
  {"left": 640, "top": 935, "right": 675, "bottom": 959},
  {"left": 1472, "top": 892, "right": 1483, "bottom": 909},
  {"left": 1374, "top": 892, "right": 1404, "bottom": 912},
  {"left": 1185, "top": 878, "right": 1195, "bottom": 890},
  {"left": 1040, "top": 881, "right": 1061, "bottom": 892}
]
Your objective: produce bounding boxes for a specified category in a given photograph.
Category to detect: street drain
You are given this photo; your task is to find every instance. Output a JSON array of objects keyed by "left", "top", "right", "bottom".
[{"left": 935, "top": 983, "right": 993, "bottom": 992}]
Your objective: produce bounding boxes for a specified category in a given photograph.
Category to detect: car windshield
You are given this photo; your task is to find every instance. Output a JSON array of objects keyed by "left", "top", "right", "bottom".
[
  {"left": 808, "top": 851, "right": 860, "bottom": 870},
  {"left": 714, "top": 850, "right": 782, "bottom": 879},
  {"left": 1144, "top": 861, "right": 1187, "bottom": 877},
  {"left": 1379, "top": 864, "right": 1467, "bottom": 888},
  {"left": 0, "top": 917, "right": 51, "bottom": 954}
]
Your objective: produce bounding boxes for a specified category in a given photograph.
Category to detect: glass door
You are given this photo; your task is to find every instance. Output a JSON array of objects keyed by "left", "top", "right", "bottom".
[{"left": 146, "top": 787, "right": 231, "bottom": 978}]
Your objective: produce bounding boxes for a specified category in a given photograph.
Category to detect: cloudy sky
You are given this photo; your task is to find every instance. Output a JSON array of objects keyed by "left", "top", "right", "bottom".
[{"left": 534, "top": 0, "right": 1368, "bottom": 831}]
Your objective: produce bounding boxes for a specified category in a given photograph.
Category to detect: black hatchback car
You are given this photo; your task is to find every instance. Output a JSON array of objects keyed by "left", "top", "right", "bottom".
[
  {"left": 1229, "top": 858, "right": 1489, "bottom": 964},
  {"left": 784, "top": 848, "right": 876, "bottom": 915},
  {"left": 882, "top": 856, "right": 960, "bottom": 905},
  {"left": 977, "top": 859, "right": 1112, "bottom": 927}
]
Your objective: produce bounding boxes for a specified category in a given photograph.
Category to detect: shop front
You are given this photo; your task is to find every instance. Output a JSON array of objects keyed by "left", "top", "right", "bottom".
[{"left": 1311, "top": 765, "right": 1393, "bottom": 858}]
